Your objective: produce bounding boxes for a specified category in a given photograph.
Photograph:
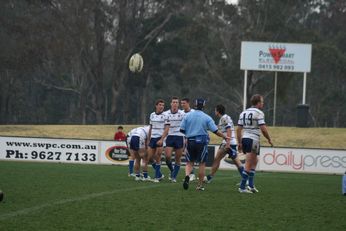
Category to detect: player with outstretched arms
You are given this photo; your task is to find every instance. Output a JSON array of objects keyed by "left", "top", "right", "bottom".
[
  {"left": 148, "top": 99, "right": 169, "bottom": 182},
  {"left": 237, "top": 94, "right": 273, "bottom": 193}
]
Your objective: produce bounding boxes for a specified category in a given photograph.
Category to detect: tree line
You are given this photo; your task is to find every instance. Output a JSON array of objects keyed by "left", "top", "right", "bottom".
[{"left": 0, "top": 0, "right": 345, "bottom": 127}]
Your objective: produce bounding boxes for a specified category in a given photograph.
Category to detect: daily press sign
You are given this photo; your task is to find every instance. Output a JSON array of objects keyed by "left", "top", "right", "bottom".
[{"left": 241, "top": 41, "right": 312, "bottom": 72}]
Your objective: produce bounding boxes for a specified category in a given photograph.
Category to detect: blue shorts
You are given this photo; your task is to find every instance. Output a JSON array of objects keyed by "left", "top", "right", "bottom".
[
  {"left": 219, "top": 144, "right": 238, "bottom": 159},
  {"left": 129, "top": 136, "right": 140, "bottom": 151},
  {"left": 185, "top": 139, "right": 208, "bottom": 163},
  {"left": 149, "top": 137, "right": 162, "bottom": 149},
  {"left": 165, "top": 135, "right": 184, "bottom": 149},
  {"left": 242, "top": 138, "right": 260, "bottom": 155}
]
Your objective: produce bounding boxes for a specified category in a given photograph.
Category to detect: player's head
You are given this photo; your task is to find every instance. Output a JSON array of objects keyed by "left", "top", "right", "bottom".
[
  {"left": 117, "top": 125, "right": 124, "bottom": 131},
  {"left": 195, "top": 98, "right": 206, "bottom": 110},
  {"left": 170, "top": 96, "right": 179, "bottom": 111},
  {"left": 251, "top": 94, "right": 264, "bottom": 109},
  {"left": 180, "top": 98, "right": 190, "bottom": 111},
  {"left": 155, "top": 99, "right": 165, "bottom": 113},
  {"left": 215, "top": 104, "right": 225, "bottom": 116}
]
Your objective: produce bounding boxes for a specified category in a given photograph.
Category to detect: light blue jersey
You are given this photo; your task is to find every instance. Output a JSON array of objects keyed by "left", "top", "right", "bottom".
[{"left": 180, "top": 110, "right": 218, "bottom": 138}]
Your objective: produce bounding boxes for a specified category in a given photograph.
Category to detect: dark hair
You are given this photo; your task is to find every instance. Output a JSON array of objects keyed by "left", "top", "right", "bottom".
[
  {"left": 117, "top": 126, "right": 123, "bottom": 129},
  {"left": 215, "top": 104, "right": 225, "bottom": 115},
  {"left": 171, "top": 96, "right": 179, "bottom": 101},
  {"left": 155, "top": 99, "right": 165, "bottom": 105},
  {"left": 181, "top": 98, "right": 190, "bottom": 103},
  {"left": 195, "top": 98, "right": 206, "bottom": 110},
  {"left": 250, "top": 94, "right": 263, "bottom": 106}
]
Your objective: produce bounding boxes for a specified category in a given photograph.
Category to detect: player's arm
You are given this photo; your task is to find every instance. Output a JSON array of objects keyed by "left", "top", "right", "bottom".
[
  {"left": 225, "top": 127, "right": 231, "bottom": 148},
  {"left": 213, "top": 129, "right": 229, "bottom": 141},
  {"left": 157, "top": 124, "right": 169, "bottom": 146},
  {"left": 147, "top": 125, "right": 152, "bottom": 147},
  {"left": 209, "top": 118, "right": 229, "bottom": 140},
  {"left": 236, "top": 125, "right": 243, "bottom": 152},
  {"left": 260, "top": 125, "right": 273, "bottom": 147}
]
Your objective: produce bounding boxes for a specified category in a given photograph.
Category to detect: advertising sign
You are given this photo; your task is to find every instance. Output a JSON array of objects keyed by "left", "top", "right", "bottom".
[
  {"left": 241, "top": 41, "right": 312, "bottom": 72},
  {"left": 99, "top": 141, "right": 129, "bottom": 165},
  {"left": 0, "top": 136, "right": 99, "bottom": 164},
  {"left": 259, "top": 147, "right": 346, "bottom": 174}
]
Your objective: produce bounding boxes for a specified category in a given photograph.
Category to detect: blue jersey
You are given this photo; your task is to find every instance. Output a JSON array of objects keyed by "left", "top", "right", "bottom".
[{"left": 180, "top": 110, "right": 218, "bottom": 138}]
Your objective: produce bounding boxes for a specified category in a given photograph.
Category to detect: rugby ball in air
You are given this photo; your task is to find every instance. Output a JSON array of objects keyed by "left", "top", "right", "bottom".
[{"left": 129, "top": 53, "right": 144, "bottom": 73}]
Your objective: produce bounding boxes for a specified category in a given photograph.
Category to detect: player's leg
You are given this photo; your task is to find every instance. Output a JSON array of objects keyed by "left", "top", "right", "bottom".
[
  {"left": 171, "top": 147, "right": 183, "bottom": 182},
  {"left": 164, "top": 146, "right": 174, "bottom": 175},
  {"left": 128, "top": 136, "right": 140, "bottom": 177},
  {"left": 245, "top": 152, "right": 258, "bottom": 192},
  {"left": 239, "top": 138, "right": 253, "bottom": 193},
  {"left": 154, "top": 145, "right": 164, "bottom": 181},
  {"left": 233, "top": 157, "right": 245, "bottom": 177},
  {"left": 133, "top": 151, "right": 142, "bottom": 180},
  {"left": 196, "top": 143, "right": 208, "bottom": 190},
  {"left": 247, "top": 152, "right": 258, "bottom": 191},
  {"left": 128, "top": 149, "right": 136, "bottom": 177},
  {"left": 139, "top": 148, "right": 149, "bottom": 180},
  {"left": 206, "top": 146, "right": 226, "bottom": 183},
  {"left": 147, "top": 137, "right": 160, "bottom": 174},
  {"left": 228, "top": 144, "right": 244, "bottom": 177},
  {"left": 183, "top": 140, "right": 195, "bottom": 190}
]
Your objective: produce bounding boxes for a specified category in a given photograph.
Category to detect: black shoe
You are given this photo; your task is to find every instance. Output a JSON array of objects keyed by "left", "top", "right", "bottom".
[{"left": 183, "top": 175, "right": 190, "bottom": 190}]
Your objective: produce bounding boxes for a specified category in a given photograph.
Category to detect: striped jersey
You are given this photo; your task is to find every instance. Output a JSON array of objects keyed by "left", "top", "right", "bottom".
[
  {"left": 149, "top": 112, "right": 169, "bottom": 138},
  {"left": 237, "top": 107, "right": 265, "bottom": 142},
  {"left": 131, "top": 126, "right": 150, "bottom": 140},
  {"left": 164, "top": 109, "right": 185, "bottom": 136},
  {"left": 218, "top": 114, "right": 237, "bottom": 145}
]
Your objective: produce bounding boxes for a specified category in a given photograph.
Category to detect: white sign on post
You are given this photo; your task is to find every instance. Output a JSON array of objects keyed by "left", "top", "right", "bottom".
[{"left": 241, "top": 41, "right": 312, "bottom": 73}]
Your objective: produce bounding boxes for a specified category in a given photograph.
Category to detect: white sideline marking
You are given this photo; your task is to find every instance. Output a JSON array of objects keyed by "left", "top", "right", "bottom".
[{"left": 0, "top": 184, "right": 163, "bottom": 220}]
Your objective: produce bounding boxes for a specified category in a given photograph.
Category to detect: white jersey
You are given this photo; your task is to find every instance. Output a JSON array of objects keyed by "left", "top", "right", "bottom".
[
  {"left": 149, "top": 112, "right": 169, "bottom": 138},
  {"left": 131, "top": 126, "right": 150, "bottom": 140},
  {"left": 218, "top": 114, "right": 237, "bottom": 145},
  {"left": 238, "top": 107, "right": 265, "bottom": 142},
  {"left": 164, "top": 109, "right": 185, "bottom": 136}
]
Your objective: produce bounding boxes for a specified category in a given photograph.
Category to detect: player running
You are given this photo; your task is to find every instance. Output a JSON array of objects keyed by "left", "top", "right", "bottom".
[{"left": 205, "top": 104, "right": 244, "bottom": 183}]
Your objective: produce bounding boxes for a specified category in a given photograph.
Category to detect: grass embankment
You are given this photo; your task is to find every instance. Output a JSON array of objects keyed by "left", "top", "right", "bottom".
[{"left": 0, "top": 125, "right": 345, "bottom": 149}]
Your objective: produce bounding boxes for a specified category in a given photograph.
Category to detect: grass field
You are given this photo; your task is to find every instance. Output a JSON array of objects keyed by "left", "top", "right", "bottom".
[
  {"left": 0, "top": 125, "right": 346, "bottom": 149},
  {"left": 0, "top": 161, "right": 345, "bottom": 231}
]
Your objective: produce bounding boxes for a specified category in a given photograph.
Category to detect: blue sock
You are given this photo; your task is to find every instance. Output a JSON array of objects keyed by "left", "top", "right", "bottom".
[
  {"left": 143, "top": 171, "right": 148, "bottom": 179},
  {"left": 240, "top": 171, "right": 249, "bottom": 189},
  {"left": 238, "top": 166, "right": 244, "bottom": 177},
  {"left": 172, "top": 164, "right": 181, "bottom": 179},
  {"left": 190, "top": 168, "right": 195, "bottom": 175},
  {"left": 166, "top": 159, "right": 173, "bottom": 172},
  {"left": 248, "top": 169, "right": 255, "bottom": 188},
  {"left": 151, "top": 162, "right": 156, "bottom": 171},
  {"left": 128, "top": 160, "right": 134, "bottom": 174},
  {"left": 155, "top": 164, "right": 161, "bottom": 178}
]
